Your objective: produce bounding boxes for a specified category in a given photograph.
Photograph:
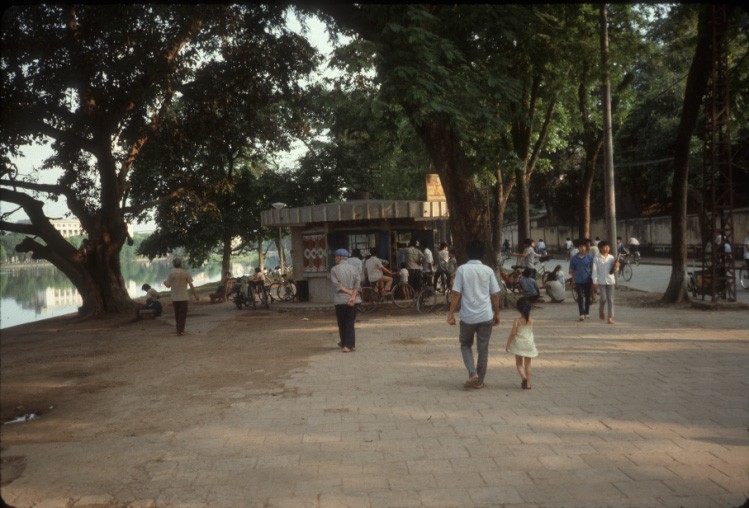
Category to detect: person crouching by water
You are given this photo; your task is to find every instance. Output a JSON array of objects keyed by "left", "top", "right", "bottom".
[
  {"left": 331, "top": 248, "right": 361, "bottom": 353},
  {"left": 141, "top": 284, "right": 163, "bottom": 316},
  {"left": 447, "top": 239, "right": 501, "bottom": 390},
  {"left": 163, "top": 257, "right": 198, "bottom": 336}
]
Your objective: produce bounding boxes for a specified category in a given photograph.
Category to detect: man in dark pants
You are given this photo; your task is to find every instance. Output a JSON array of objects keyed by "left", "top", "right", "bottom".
[
  {"left": 569, "top": 241, "right": 593, "bottom": 321},
  {"left": 330, "top": 249, "right": 361, "bottom": 353}
]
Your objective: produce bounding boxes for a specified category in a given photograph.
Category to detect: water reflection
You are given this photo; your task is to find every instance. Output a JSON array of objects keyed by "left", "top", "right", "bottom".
[{"left": 0, "top": 260, "right": 240, "bottom": 329}]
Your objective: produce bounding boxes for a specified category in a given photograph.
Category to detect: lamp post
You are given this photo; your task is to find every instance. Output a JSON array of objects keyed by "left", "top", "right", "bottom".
[{"left": 271, "top": 202, "right": 287, "bottom": 274}]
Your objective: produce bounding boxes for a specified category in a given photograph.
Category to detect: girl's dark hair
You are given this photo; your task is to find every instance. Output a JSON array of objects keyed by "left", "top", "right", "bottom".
[{"left": 517, "top": 299, "right": 532, "bottom": 321}]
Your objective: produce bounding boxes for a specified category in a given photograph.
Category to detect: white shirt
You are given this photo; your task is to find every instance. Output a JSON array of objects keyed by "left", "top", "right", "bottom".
[
  {"left": 537, "top": 240, "right": 546, "bottom": 251},
  {"left": 592, "top": 253, "right": 617, "bottom": 285},
  {"left": 364, "top": 256, "right": 385, "bottom": 282},
  {"left": 164, "top": 268, "right": 194, "bottom": 302},
  {"left": 452, "top": 260, "right": 500, "bottom": 324},
  {"left": 423, "top": 247, "right": 433, "bottom": 271}
]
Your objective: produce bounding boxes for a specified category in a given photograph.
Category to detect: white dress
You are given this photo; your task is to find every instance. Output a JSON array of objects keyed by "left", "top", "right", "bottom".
[{"left": 509, "top": 320, "right": 538, "bottom": 358}]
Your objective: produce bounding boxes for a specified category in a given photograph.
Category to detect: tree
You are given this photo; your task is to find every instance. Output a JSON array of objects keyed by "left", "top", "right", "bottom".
[
  {"left": 662, "top": 5, "right": 734, "bottom": 303},
  {"left": 0, "top": 5, "right": 236, "bottom": 315},
  {"left": 130, "top": 12, "right": 317, "bottom": 274}
]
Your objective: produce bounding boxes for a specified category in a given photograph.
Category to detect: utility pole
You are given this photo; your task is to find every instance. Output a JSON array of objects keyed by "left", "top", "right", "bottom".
[{"left": 600, "top": 4, "right": 617, "bottom": 247}]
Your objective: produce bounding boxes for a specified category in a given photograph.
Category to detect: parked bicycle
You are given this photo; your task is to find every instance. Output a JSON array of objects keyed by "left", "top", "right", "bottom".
[
  {"left": 247, "top": 279, "right": 270, "bottom": 310},
  {"left": 740, "top": 265, "right": 749, "bottom": 290},
  {"left": 269, "top": 274, "right": 297, "bottom": 302}
]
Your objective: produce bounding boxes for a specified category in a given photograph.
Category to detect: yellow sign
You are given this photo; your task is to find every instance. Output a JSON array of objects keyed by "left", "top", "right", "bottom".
[{"left": 426, "top": 174, "right": 445, "bottom": 202}]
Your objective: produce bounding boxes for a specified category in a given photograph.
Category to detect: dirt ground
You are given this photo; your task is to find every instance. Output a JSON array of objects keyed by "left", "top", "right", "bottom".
[
  {"left": 0, "top": 290, "right": 341, "bottom": 489},
  {"left": 1, "top": 286, "right": 745, "bottom": 507}
]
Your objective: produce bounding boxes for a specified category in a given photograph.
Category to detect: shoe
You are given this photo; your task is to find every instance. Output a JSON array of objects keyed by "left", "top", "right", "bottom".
[
  {"left": 464, "top": 375, "right": 479, "bottom": 388},
  {"left": 472, "top": 383, "right": 486, "bottom": 389},
  {"left": 599, "top": 309, "right": 605, "bottom": 320},
  {"left": 585, "top": 315, "right": 590, "bottom": 320},
  {"left": 521, "top": 379, "right": 527, "bottom": 389},
  {"left": 579, "top": 316, "right": 585, "bottom": 321}
]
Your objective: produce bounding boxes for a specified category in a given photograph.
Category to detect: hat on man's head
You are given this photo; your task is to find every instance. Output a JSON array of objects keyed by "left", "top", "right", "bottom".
[{"left": 334, "top": 248, "right": 349, "bottom": 257}]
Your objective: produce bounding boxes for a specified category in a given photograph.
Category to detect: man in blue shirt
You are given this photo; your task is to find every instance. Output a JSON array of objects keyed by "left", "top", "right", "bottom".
[
  {"left": 447, "top": 240, "right": 501, "bottom": 389},
  {"left": 569, "top": 241, "right": 594, "bottom": 321}
]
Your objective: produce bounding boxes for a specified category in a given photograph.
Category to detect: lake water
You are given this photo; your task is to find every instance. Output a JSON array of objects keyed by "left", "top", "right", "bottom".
[{"left": 0, "top": 260, "right": 251, "bottom": 330}]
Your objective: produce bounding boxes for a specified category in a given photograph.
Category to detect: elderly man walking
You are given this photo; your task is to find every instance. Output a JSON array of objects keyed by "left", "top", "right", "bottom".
[
  {"left": 447, "top": 240, "right": 501, "bottom": 389},
  {"left": 330, "top": 248, "right": 361, "bottom": 353}
]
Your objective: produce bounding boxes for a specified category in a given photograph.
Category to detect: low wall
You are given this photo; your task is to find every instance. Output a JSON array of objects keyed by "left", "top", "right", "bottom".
[{"left": 505, "top": 207, "right": 749, "bottom": 257}]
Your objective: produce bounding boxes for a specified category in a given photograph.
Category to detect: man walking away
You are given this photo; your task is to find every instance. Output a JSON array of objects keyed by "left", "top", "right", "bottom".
[{"left": 447, "top": 240, "right": 501, "bottom": 389}]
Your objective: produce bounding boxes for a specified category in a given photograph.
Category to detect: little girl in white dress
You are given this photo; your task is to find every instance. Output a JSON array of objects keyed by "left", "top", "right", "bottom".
[{"left": 505, "top": 299, "right": 538, "bottom": 389}]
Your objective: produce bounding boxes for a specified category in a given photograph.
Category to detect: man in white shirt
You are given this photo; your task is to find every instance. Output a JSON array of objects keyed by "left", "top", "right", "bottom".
[
  {"left": 447, "top": 240, "right": 501, "bottom": 390},
  {"left": 743, "top": 233, "right": 749, "bottom": 271},
  {"left": 364, "top": 247, "right": 393, "bottom": 294}
]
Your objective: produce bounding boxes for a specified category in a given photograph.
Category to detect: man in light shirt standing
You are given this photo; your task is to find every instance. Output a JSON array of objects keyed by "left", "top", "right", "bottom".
[
  {"left": 447, "top": 240, "right": 501, "bottom": 390},
  {"left": 164, "top": 257, "right": 199, "bottom": 336},
  {"left": 331, "top": 249, "right": 361, "bottom": 353}
]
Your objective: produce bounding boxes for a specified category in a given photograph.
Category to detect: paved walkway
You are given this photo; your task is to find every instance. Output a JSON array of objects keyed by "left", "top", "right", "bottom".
[{"left": 3, "top": 294, "right": 748, "bottom": 508}]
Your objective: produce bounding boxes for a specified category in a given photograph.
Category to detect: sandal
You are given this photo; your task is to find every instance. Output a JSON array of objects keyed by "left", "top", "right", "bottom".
[{"left": 472, "top": 383, "right": 486, "bottom": 389}]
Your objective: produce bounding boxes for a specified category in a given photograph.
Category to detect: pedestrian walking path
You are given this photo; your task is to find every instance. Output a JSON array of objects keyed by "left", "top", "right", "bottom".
[
  {"left": 2, "top": 296, "right": 747, "bottom": 507},
  {"left": 230, "top": 303, "right": 746, "bottom": 507}
]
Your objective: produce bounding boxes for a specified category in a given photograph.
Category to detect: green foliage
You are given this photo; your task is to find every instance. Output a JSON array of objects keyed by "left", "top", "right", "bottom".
[{"left": 129, "top": 5, "right": 318, "bottom": 264}]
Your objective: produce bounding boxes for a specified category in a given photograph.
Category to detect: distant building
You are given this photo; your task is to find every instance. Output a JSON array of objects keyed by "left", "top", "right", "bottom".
[
  {"left": 18, "top": 218, "right": 134, "bottom": 238},
  {"left": 50, "top": 219, "right": 85, "bottom": 238}
]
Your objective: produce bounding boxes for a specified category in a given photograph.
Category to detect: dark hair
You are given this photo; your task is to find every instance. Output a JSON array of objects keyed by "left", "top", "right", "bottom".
[
  {"left": 400, "top": 262, "right": 407, "bottom": 269},
  {"left": 352, "top": 248, "right": 361, "bottom": 258},
  {"left": 466, "top": 239, "right": 485, "bottom": 260},
  {"left": 439, "top": 242, "right": 448, "bottom": 249},
  {"left": 522, "top": 268, "right": 534, "bottom": 278},
  {"left": 598, "top": 240, "right": 610, "bottom": 249},
  {"left": 370, "top": 247, "right": 378, "bottom": 256},
  {"left": 409, "top": 238, "right": 418, "bottom": 247},
  {"left": 552, "top": 264, "right": 562, "bottom": 274},
  {"left": 141, "top": 283, "right": 151, "bottom": 291},
  {"left": 516, "top": 299, "right": 532, "bottom": 321},
  {"left": 255, "top": 267, "right": 261, "bottom": 273}
]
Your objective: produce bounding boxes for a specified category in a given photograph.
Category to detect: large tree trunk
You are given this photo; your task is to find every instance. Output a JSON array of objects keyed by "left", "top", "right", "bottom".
[
  {"left": 416, "top": 119, "right": 493, "bottom": 265},
  {"left": 14, "top": 214, "right": 133, "bottom": 316},
  {"left": 663, "top": 6, "right": 727, "bottom": 303}
]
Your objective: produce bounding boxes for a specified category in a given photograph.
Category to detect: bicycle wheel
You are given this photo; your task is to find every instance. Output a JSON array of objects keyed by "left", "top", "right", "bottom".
[
  {"left": 621, "top": 263, "right": 633, "bottom": 281},
  {"left": 267, "top": 280, "right": 280, "bottom": 301},
  {"left": 416, "top": 288, "right": 438, "bottom": 313},
  {"left": 359, "top": 286, "right": 380, "bottom": 313},
  {"left": 391, "top": 283, "right": 415, "bottom": 308},
  {"left": 740, "top": 267, "right": 749, "bottom": 290},
  {"left": 259, "top": 284, "right": 270, "bottom": 309},
  {"left": 571, "top": 284, "right": 578, "bottom": 302},
  {"left": 276, "top": 281, "right": 296, "bottom": 302}
]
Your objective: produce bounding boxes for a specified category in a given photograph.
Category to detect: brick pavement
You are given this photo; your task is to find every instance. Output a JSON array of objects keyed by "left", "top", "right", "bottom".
[{"left": 2, "top": 296, "right": 748, "bottom": 508}]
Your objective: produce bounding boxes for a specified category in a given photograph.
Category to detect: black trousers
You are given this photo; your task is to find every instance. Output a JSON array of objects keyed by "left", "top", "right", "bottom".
[{"left": 335, "top": 304, "right": 357, "bottom": 349}]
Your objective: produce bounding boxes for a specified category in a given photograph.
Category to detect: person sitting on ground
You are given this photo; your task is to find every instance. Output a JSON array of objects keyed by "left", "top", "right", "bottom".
[
  {"left": 141, "top": 284, "right": 163, "bottom": 315},
  {"left": 518, "top": 268, "right": 542, "bottom": 302},
  {"left": 544, "top": 265, "right": 566, "bottom": 303}
]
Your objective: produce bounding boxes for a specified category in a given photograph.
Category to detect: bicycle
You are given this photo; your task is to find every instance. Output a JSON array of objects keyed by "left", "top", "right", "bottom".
[
  {"left": 739, "top": 265, "right": 749, "bottom": 290},
  {"left": 359, "top": 281, "right": 390, "bottom": 313},
  {"left": 416, "top": 285, "right": 452, "bottom": 313},
  {"left": 271, "top": 275, "right": 297, "bottom": 302},
  {"left": 617, "top": 254, "right": 633, "bottom": 281},
  {"left": 247, "top": 280, "right": 270, "bottom": 310}
]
